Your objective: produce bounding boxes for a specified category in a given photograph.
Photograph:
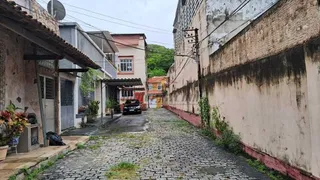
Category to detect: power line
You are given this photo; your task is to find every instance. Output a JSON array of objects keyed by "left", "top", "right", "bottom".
[
  {"left": 169, "top": 0, "right": 252, "bottom": 86},
  {"left": 169, "top": 49, "right": 194, "bottom": 85},
  {"left": 66, "top": 15, "right": 174, "bottom": 54},
  {"left": 38, "top": 0, "right": 174, "bottom": 47},
  {"left": 66, "top": 9, "right": 171, "bottom": 35},
  {"left": 198, "top": 0, "right": 252, "bottom": 44},
  {"left": 182, "top": 0, "right": 252, "bottom": 58},
  {"left": 39, "top": 0, "right": 171, "bottom": 33},
  {"left": 66, "top": 14, "right": 147, "bottom": 51},
  {"left": 215, "top": 1, "right": 276, "bottom": 45}
]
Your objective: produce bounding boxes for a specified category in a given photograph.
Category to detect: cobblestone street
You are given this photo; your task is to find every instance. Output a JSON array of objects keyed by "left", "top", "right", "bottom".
[{"left": 38, "top": 109, "right": 269, "bottom": 180}]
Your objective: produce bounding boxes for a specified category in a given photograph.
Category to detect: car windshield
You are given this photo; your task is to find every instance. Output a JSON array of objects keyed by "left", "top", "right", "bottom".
[{"left": 125, "top": 100, "right": 139, "bottom": 104}]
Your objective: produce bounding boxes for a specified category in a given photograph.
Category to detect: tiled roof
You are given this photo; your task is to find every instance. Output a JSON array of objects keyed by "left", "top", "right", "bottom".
[
  {"left": 147, "top": 90, "right": 163, "bottom": 95},
  {"left": 147, "top": 76, "right": 168, "bottom": 83},
  {"left": 0, "top": 0, "right": 100, "bottom": 69}
]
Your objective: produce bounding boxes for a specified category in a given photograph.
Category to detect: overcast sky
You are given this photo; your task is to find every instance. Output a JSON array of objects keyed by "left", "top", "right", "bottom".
[{"left": 39, "top": 0, "right": 177, "bottom": 48}]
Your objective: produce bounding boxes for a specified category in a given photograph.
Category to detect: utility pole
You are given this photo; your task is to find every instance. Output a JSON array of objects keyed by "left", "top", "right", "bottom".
[
  {"left": 182, "top": 28, "right": 203, "bottom": 99},
  {"left": 194, "top": 28, "right": 202, "bottom": 99}
]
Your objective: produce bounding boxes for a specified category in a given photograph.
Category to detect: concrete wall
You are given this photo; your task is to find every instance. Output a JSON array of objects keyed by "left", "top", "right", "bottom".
[
  {"left": 168, "top": 0, "right": 320, "bottom": 178},
  {"left": 0, "top": 25, "right": 47, "bottom": 142}
]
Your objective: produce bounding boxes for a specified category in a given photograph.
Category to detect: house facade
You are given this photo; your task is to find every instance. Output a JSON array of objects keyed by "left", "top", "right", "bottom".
[
  {"left": 0, "top": 0, "right": 99, "bottom": 145},
  {"left": 147, "top": 76, "right": 168, "bottom": 108},
  {"left": 111, "top": 34, "right": 147, "bottom": 108},
  {"left": 166, "top": 0, "right": 320, "bottom": 179},
  {"left": 59, "top": 23, "right": 118, "bottom": 129}
]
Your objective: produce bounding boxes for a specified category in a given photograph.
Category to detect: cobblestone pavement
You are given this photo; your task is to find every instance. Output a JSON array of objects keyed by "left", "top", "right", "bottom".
[{"left": 38, "top": 109, "right": 269, "bottom": 180}]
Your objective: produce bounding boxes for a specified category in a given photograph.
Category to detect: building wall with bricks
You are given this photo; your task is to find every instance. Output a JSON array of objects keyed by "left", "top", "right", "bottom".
[
  {"left": 168, "top": 0, "right": 320, "bottom": 178},
  {"left": 11, "top": 0, "right": 59, "bottom": 34}
]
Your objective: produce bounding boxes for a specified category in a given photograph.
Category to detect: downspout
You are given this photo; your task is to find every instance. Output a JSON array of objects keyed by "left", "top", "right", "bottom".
[{"left": 35, "top": 60, "right": 47, "bottom": 146}]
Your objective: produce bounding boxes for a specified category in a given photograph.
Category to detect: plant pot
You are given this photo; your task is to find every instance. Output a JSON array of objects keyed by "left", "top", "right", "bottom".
[
  {"left": 87, "top": 115, "right": 96, "bottom": 123},
  {"left": 0, "top": 145, "right": 8, "bottom": 161},
  {"left": 9, "top": 136, "right": 20, "bottom": 146}
]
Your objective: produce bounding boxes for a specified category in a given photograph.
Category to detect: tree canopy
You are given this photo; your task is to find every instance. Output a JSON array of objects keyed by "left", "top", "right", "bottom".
[{"left": 147, "top": 44, "right": 174, "bottom": 77}]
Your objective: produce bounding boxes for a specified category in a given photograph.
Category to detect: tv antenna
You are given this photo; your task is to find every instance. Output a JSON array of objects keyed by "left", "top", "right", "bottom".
[{"left": 47, "top": 0, "right": 66, "bottom": 21}]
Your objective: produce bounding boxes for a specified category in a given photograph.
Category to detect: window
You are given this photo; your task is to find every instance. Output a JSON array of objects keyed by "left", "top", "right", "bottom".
[
  {"left": 158, "top": 84, "right": 162, "bottom": 90},
  {"left": 40, "top": 76, "right": 55, "bottom": 99},
  {"left": 148, "top": 84, "right": 153, "bottom": 90},
  {"left": 122, "top": 89, "right": 133, "bottom": 97},
  {"left": 120, "top": 58, "right": 133, "bottom": 72},
  {"left": 182, "top": 0, "right": 186, "bottom": 6}
]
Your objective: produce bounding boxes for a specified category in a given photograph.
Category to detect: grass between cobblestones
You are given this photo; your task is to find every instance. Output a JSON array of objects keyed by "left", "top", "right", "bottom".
[
  {"left": 8, "top": 153, "right": 67, "bottom": 180},
  {"left": 105, "top": 162, "right": 139, "bottom": 180},
  {"left": 246, "top": 159, "right": 291, "bottom": 180}
]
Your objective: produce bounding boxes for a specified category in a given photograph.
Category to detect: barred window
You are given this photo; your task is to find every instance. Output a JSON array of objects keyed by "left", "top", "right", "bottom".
[
  {"left": 122, "top": 90, "right": 134, "bottom": 97},
  {"left": 120, "top": 59, "right": 133, "bottom": 72}
]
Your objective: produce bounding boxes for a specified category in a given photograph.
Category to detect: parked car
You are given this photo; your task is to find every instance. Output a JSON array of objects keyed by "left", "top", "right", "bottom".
[{"left": 123, "top": 99, "right": 142, "bottom": 115}]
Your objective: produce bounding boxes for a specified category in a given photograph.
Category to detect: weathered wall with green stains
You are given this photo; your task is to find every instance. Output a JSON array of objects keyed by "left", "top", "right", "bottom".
[{"left": 168, "top": 0, "right": 320, "bottom": 177}]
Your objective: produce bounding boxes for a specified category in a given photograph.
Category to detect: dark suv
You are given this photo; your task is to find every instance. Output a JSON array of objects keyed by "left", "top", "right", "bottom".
[{"left": 123, "top": 99, "right": 142, "bottom": 115}]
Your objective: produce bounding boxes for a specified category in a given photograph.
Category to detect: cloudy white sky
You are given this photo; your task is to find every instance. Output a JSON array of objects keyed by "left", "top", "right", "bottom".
[{"left": 39, "top": 0, "right": 178, "bottom": 48}]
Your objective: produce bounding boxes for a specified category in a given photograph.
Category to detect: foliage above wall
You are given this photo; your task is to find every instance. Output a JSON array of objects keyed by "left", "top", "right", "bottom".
[
  {"left": 147, "top": 44, "right": 174, "bottom": 77},
  {"left": 80, "top": 68, "right": 100, "bottom": 97}
]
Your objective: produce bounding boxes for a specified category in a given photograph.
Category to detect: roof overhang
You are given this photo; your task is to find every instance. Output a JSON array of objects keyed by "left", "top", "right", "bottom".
[
  {"left": 121, "top": 87, "right": 145, "bottom": 91},
  {"left": 148, "top": 91, "right": 163, "bottom": 95},
  {"left": 87, "top": 31, "right": 119, "bottom": 53},
  {"left": 101, "top": 78, "right": 143, "bottom": 86},
  {"left": 0, "top": 1, "right": 100, "bottom": 69}
]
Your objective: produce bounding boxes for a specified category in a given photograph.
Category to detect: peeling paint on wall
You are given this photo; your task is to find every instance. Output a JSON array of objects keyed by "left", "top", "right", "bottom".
[{"left": 206, "top": 0, "right": 278, "bottom": 54}]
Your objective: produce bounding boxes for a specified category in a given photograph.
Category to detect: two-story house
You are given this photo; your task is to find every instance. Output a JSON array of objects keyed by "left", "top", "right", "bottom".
[
  {"left": 59, "top": 22, "right": 118, "bottom": 129},
  {"left": 111, "top": 33, "right": 147, "bottom": 109},
  {"left": 147, "top": 76, "right": 168, "bottom": 108}
]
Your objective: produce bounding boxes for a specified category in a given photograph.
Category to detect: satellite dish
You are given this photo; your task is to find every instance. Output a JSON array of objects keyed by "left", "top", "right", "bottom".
[{"left": 47, "top": 0, "right": 66, "bottom": 21}]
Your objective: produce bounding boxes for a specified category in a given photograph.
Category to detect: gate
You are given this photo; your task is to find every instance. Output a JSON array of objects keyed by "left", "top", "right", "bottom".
[
  {"left": 61, "top": 79, "right": 74, "bottom": 130},
  {"left": 40, "top": 76, "right": 55, "bottom": 133}
]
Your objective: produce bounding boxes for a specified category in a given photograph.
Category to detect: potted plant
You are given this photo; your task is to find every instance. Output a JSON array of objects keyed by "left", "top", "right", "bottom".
[
  {"left": 8, "top": 112, "right": 28, "bottom": 146},
  {"left": 78, "top": 106, "right": 87, "bottom": 114},
  {"left": 86, "top": 101, "right": 100, "bottom": 123},
  {"left": 0, "top": 119, "right": 9, "bottom": 161},
  {"left": 106, "top": 99, "right": 117, "bottom": 119},
  {"left": 0, "top": 103, "right": 28, "bottom": 160}
]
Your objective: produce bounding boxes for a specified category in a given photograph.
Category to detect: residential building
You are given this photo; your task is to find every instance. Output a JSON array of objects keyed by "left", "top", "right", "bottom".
[
  {"left": 87, "top": 31, "right": 120, "bottom": 106},
  {"left": 0, "top": 0, "right": 99, "bottom": 145},
  {"left": 166, "top": 0, "right": 320, "bottom": 179},
  {"left": 111, "top": 33, "right": 147, "bottom": 108},
  {"left": 59, "top": 23, "right": 118, "bottom": 129},
  {"left": 147, "top": 76, "right": 168, "bottom": 108}
]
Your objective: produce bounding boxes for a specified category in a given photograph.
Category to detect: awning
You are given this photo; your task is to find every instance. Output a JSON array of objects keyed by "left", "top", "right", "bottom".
[
  {"left": 101, "top": 78, "right": 143, "bottom": 86},
  {"left": 148, "top": 90, "right": 163, "bottom": 95},
  {"left": 0, "top": 1, "right": 100, "bottom": 69},
  {"left": 121, "top": 87, "right": 145, "bottom": 91}
]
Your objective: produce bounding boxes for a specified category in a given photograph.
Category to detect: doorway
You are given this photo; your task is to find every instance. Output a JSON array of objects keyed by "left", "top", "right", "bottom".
[{"left": 40, "top": 76, "right": 55, "bottom": 133}]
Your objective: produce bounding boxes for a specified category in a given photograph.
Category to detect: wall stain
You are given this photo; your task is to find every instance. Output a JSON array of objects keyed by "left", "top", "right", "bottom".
[{"left": 204, "top": 45, "right": 306, "bottom": 108}]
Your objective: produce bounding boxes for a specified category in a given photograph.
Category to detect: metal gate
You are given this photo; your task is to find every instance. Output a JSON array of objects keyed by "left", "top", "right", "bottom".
[
  {"left": 40, "top": 76, "right": 55, "bottom": 133},
  {"left": 61, "top": 79, "right": 74, "bottom": 130}
]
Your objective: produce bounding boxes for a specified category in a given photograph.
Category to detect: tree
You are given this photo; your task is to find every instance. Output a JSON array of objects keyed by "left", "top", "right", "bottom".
[{"left": 147, "top": 44, "right": 174, "bottom": 77}]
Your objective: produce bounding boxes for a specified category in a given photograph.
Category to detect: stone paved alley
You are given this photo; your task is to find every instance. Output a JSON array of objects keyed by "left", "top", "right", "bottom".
[{"left": 38, "top": 109, "right": 269, "bottom": 180}]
